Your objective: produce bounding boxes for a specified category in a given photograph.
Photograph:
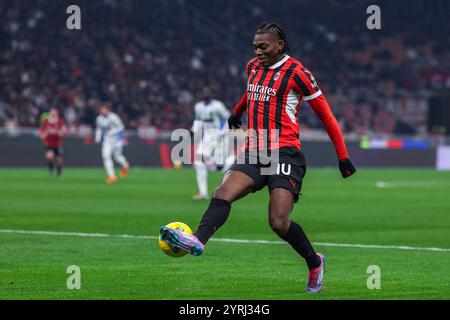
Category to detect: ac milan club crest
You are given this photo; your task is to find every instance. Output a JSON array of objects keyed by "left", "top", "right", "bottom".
[{"left": 274, "top": 72, "right": 280, "bottom": 81}]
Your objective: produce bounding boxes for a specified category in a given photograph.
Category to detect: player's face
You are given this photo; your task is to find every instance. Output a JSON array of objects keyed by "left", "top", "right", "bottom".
[
  {"left": 49, "top": 109, "right": 58, "bottom": 118},
  {"left": 253, "top": 33, "right": 284, "bottom": 68},
  {"left": 202, "top": 88, "right": 213, "bottom": 101},
  {"left": 99, "top": 107, "right": 109, "bottom": 116}
]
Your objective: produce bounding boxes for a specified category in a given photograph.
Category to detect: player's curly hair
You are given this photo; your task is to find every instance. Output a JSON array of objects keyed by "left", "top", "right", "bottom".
[{"left": 255, "top": 22, "right": 291, "bottom": 54}]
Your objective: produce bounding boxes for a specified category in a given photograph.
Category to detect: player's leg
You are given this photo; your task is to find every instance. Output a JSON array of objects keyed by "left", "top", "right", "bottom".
[
  {"left": 193, "top": 160, "right": 208, "bottom": 200},
  {"left": 45, "top": 149, "right": 55, "bottom": 176},
  {"left": 55, "top": 149, "right": 63, "bottom": 177},
  {"left": 160, "top": 169, "right": 258, "bottom": 255},
  {"left": 55, "top": 157, "right": 63, "bottom": 176},
  {"left": 192, "top": 139, "right": 210, "bottom": 200},
  {"left": 112, "top": 142, "right": 130, "bottom": 178},
  {"left": 214, "top": 132, "right": 235, "bottom": 174},
  {"left": 194, "top": 169, "right": 256, "bottom": 243},
  {"left": 268, "top": 188, "right": 320, "bottom": 268},
  {"left": 102, "top": 142, "right": 116, "bottom": 183},
  {"left": 268, "top": 176, "right": 325, "bottom": 293}
]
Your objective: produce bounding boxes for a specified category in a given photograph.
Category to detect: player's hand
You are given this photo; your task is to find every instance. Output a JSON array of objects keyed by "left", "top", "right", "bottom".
[
  {"left": 227, "top": 114, "right": 242, "bottom": 129},
  {"left": 339, "top": 158, "right": 356, "bottom": 178},
  {"left": 60, "top": 127, "right": 68, "bottom": 137}
]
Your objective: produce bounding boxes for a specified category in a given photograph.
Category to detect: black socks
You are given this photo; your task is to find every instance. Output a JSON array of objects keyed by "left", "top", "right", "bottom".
[
  {"left": 48, "top": 160, "right": 62, "bottom": 176},
  {"left": 56, "top": 165, "right": 62, "bottom": 176},
  {"left": 194, "top": 198, "right": 231, "bottom": 245},
  {"left": 274, "top": 221, "right": 321, "bottom": 269},
  {"left": 194, "top": 198, "right": 320, "bottom": 270},
  {"left": 48, "top": 161, "right": 54, "bottom": 175},
  {"left": 47, "top": 160, "right": 62, "bottom": 177}
]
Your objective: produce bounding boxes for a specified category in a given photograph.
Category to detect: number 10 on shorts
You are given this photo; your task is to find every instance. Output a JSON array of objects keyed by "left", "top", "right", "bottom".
[{"left": 276, "top": 163, "right": 292, "bottom": 175}]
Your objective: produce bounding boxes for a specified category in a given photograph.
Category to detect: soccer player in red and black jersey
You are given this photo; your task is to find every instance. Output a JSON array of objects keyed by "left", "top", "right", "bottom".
[
  {"left": 160, "top": 23, "right": 356, "bottom": 293},
  {"left": 39, "top": 107, "right": 67, "bottom": 177}
]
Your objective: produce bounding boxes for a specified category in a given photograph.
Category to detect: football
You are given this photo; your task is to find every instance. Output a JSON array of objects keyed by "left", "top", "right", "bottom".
[{"left": 158, "top": 221, "right": 193, "bottom": 257}]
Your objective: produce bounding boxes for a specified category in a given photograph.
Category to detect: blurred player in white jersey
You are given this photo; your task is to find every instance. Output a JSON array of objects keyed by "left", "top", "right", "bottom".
[
  {"left": 191, "top": 88, "right": 235, "bottom": 200},
  {"left": 95, "top": 104, "right": 130, "bottom": 184}
]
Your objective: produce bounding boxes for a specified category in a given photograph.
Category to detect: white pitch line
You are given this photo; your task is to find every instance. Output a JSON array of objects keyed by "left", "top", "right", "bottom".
[
  {"left": 0, "top": 228, "right": 449, "bottom": 253},
  {"left": 375, "top": 181, "right": 450, "bottom": 188}
]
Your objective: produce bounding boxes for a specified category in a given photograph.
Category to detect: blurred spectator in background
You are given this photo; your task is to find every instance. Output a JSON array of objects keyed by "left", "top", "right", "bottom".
[{"left": 0, "top": 0, "right": 448, "bottom": 136}]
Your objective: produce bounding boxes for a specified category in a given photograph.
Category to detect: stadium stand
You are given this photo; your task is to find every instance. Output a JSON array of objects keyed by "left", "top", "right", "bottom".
[{"left": 1, "top": 0, "right": 449, "bottom": 135}]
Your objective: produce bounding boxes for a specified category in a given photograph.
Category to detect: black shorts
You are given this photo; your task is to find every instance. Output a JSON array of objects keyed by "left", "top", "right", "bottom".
[
  {"left": 45, "top": 146, "right": 63, "bottom": 156},
  {"left": 230, "top": 147, "right": 306, "bottom": 203}
]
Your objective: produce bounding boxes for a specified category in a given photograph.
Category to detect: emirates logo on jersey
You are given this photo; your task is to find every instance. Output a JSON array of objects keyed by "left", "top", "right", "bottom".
[
  {"left": 274, "top": 72, "right": 280, "bottom": 81},
  {"left": 247, "top": 83, "right": 277, "bottom": 102}
]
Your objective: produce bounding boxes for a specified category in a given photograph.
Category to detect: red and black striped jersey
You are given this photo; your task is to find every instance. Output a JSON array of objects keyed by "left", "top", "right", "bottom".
[
  {"left": 233, "top": 55, "right": 349, "bottom": 160},
  {"left": 40, "top": 117, "right": 66, "bottom": 148}
]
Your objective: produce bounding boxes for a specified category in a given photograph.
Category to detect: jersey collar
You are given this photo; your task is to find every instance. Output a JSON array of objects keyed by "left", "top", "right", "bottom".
[{"left": 268, "top": 54, "right": 290, "bottom": 69}]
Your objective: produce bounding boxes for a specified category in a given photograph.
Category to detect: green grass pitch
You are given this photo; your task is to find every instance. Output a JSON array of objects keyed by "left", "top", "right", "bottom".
[{"left": 0, "top": 167, "right": 449, "bottom": 299}]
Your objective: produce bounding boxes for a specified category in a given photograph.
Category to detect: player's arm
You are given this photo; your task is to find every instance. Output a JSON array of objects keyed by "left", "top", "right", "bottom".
[
  {"left": 94, "top": 117, "right": 102, "bottom": 143},
  {"left": 191, "top": 103, "right": 203, "bottom": 134},
  {"left": 217, "top": 101, "right": 230, "bottom": 128},
  {"left": 294, "top": 68, "right": 356, "bottom": 178},
  {"left": 217, "top": 101, "right": 231, "bottom": 120},
  {"left": 215, "top": 102, "right": 231, "bottom": 135},
  {"left": 309, "top": 96, "right": 356, "bottom": 178},
  {"left": 59, "top": 120, "right": 68, "bottom": 137},
  {"left": 108, "top": 114, "right": 125, "bottom": 137}
]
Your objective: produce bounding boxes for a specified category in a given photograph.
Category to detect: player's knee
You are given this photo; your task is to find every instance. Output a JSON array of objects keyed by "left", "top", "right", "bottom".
[
  {"left": 102, "top": 148, "right": 111, "bottom": 159},
  {"left": 212, "top": 184, "right": 233, "bottom": 202},
  {"left": 269, "top": 214, "right": 290, "bottom": 235},
  {"left": 193, "top": 160, "right": 204, "bottom": 169}
]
